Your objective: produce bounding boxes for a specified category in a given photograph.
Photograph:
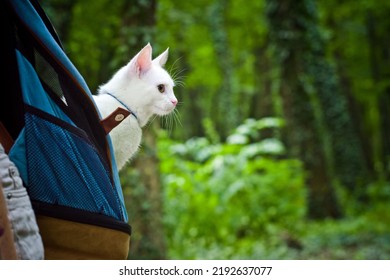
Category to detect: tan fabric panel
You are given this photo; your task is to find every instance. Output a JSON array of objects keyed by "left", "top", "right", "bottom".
[{"left": 37, "top": 215, "right": 130, "bottom": 260}]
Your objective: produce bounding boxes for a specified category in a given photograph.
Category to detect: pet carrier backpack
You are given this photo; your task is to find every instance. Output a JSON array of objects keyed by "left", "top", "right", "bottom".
[{"left": 0, "top": 0, "right": 131, "bottom": 259}]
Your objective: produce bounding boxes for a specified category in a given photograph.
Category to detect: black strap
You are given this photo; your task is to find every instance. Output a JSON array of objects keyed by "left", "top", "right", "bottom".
[
  {"left": 0, "top": 1, "right": 25, "bottom": 140},
  {"left": 30, "top": 0, "right": 63, "bottom": 49}
]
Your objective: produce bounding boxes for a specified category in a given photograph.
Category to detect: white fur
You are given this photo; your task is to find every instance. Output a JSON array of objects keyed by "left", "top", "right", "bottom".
[{"left": 93, "top": 43, "right": 177, "bottom": 170}]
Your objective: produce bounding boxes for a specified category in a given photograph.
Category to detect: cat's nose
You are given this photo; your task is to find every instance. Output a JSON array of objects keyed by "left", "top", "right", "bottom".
[{"left": 171, "top": 99, "right": 178, "bottom": 106}]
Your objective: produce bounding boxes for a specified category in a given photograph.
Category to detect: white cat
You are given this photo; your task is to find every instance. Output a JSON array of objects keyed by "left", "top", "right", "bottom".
[{"left": 93, "top": 43, "right": 177, "bottom": 170}]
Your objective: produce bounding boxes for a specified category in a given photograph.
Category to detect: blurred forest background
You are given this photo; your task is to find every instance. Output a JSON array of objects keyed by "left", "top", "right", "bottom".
[{"left": 41, "top": 0, "right": 390, "bottom": 259}]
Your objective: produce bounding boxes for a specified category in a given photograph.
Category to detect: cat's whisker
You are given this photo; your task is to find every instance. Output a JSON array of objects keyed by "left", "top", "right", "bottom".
[
  {"left": 151, "top": 115, "right": 158, "bottom": 124},
  {"left": 168, "top": 116, "right": 173, "bottom": 136},
  {"left": 145, "top": 115, "right": 158, "bottom": 130},
  {"left": 158, "top": 108, "right": 182, "bottom": 136},
  {"left": 171, "top": 68, "right": 186, "bottom": 78},
  {"left": 169, "top": 61, "right": 186, "bottom": 89},
  {"left": 172, "top": 70, "right": 186, "bottom": 81},
  {"left": 174, "top": 79, "right": 186, "bottom": 88},
  {"left": 163, "top": 115, "right": 169, "bottom": 132},
  {"left": 174, "top": 109, "right": 183, "bottom": 128},
  {"left": 170, "top": 113, "right": 175, "bottom": 132},
  {"left": 161, "top": 115, "right": 172, "bottom": 136},
  {"left": 175, "top": 101, "right": 185, "bottom": 108},
  {"left": 169, "top": 57, "right": 183, "bottom": 74}
]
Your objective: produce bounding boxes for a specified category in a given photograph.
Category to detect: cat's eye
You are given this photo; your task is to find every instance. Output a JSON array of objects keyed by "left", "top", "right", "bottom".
[{"left": 157, "top": 84, "right": 165, "bottom": 93}]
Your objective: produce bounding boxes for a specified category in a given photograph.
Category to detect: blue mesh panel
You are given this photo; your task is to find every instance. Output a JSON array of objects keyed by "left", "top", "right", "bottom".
[{"left": 25, "top": 112, "right": 123, "bottom": 220}]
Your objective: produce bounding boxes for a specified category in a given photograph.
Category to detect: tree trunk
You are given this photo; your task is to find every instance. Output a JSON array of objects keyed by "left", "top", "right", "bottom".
[
  {"left": 208, "top": 0, "right": 239, "bottom": 138},
  {"left": 366, "top": 11, "right": 390, "bottom": 181},
  {"left": 250, "top": 45, "right": 274, "bottom": 119},
  {"left": 267, "top": 0, "right": 343, "bottom": 219},
  {"left": 250, "top": 43, "right": 282, "bottom": 140},
  {"left": 125, "top": 122, "right": 166, "bottom": 259}
]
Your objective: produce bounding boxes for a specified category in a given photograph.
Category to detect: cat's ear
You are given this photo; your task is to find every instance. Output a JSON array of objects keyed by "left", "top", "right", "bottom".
[
  {"left": 130, "top": 43, "right": 153, "bottom": 77},
  {"left": 153, "top": 48, "right": 169, "bottom": 67}
]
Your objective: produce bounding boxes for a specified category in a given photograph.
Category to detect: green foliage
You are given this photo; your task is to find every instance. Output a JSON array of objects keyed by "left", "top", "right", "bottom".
[
  {"left": 159, "top": 117, "right": 390, "bottom": 259},
  {"left": 66, "top": 0, "right": 123, "bottom": 91},
  {"left": 159, "top": 118, "right": 306, "bottom": 259},
  {"left": 301, "top": 215, "right": 390, "bottom": 259}
]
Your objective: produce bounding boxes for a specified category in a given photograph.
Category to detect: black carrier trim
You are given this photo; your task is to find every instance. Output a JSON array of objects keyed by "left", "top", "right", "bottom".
[
  {"left": 0, "top": 1, "right": 25, "bottom": 139},
  {"left": 32, "top": 201, "right": 132, "bottom": 235},
  {"left": 30, "top": 0, "right": 63, "bottom": 48}
]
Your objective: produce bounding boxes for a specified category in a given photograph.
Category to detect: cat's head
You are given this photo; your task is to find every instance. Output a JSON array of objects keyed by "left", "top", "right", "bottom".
[{"left": 108, "top": 43, "right": 177, "bottom": 127}]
